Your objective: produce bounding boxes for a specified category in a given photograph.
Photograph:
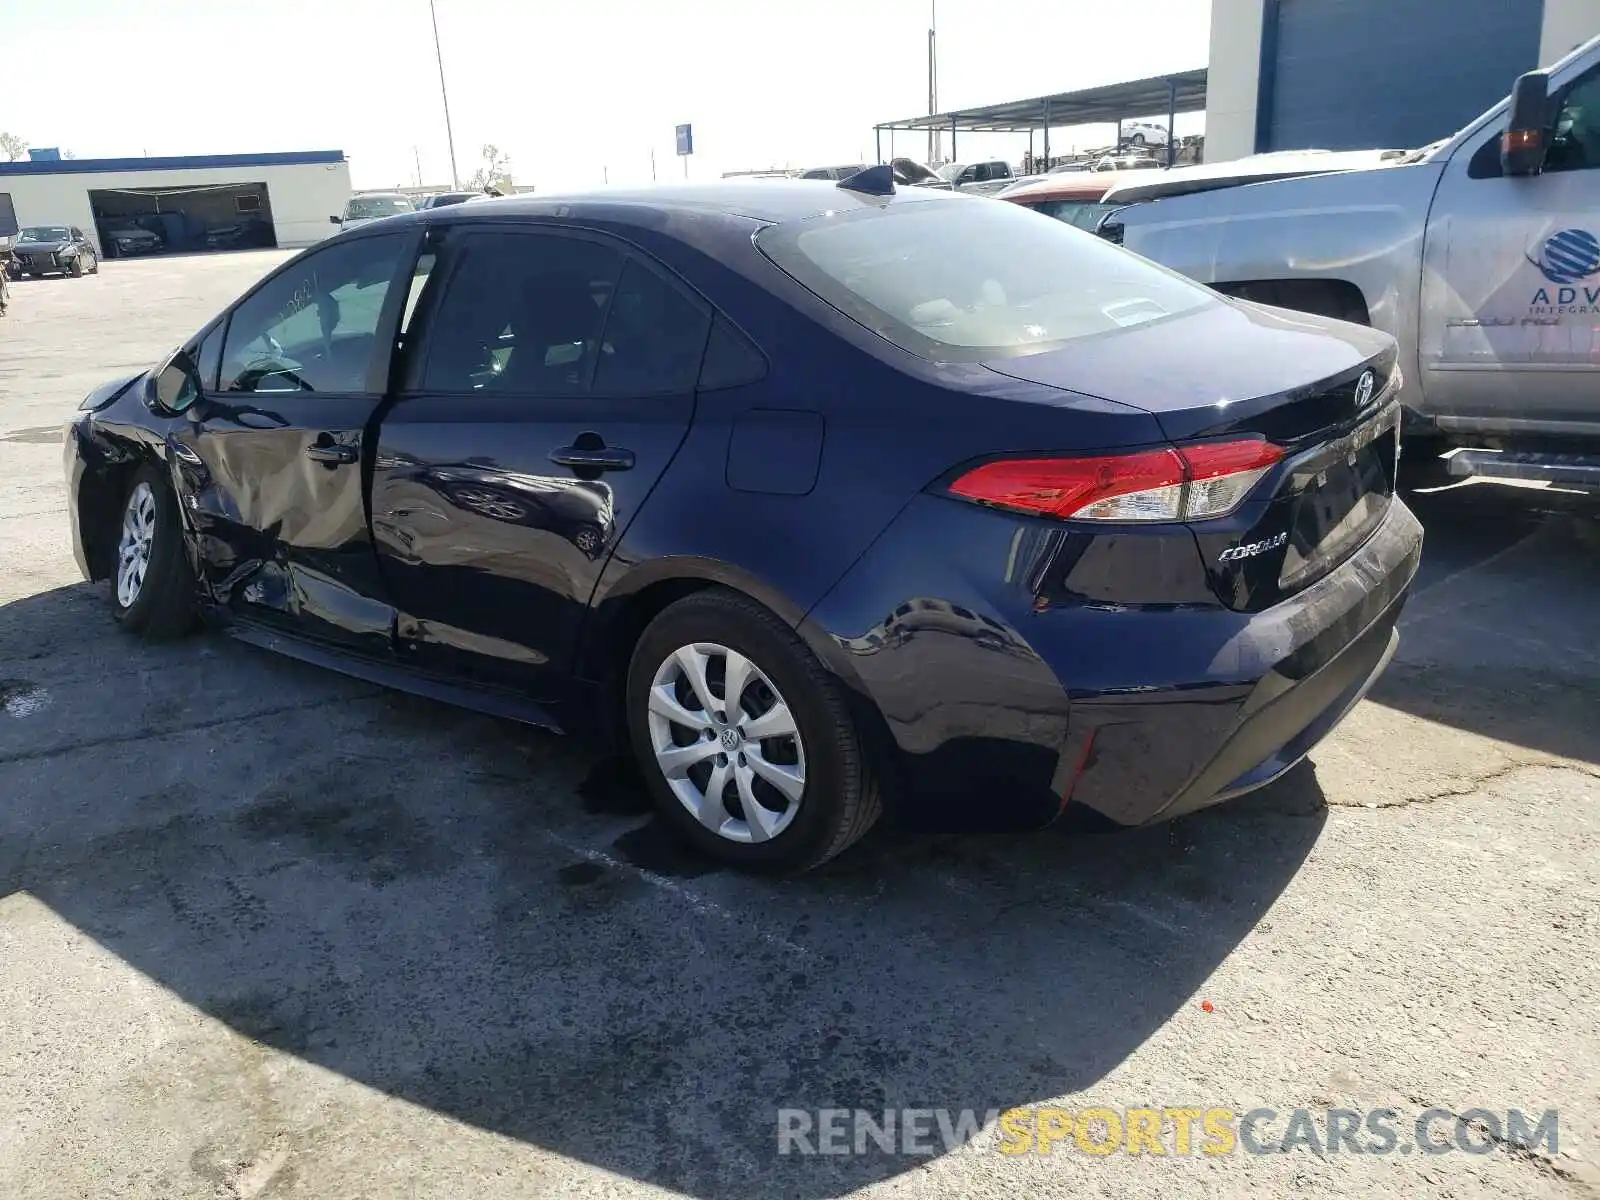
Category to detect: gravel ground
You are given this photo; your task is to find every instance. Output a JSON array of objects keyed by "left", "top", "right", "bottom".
[{"left": 0, "top": 252, "right": 1596, "bottom": 1200}]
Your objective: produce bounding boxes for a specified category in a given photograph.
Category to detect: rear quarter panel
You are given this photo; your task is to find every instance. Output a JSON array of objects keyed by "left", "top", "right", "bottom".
[
  {"left": 1119, "top": 164, "right": 1447, "bottom": 416},
  {"left": 571, "top": 207, "right": 1166, "bottom": 673}
]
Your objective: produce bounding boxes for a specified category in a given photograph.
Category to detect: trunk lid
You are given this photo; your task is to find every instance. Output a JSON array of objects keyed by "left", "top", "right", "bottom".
[{"left": 985, "top": 299, "right": 1400, "bottom": 609}]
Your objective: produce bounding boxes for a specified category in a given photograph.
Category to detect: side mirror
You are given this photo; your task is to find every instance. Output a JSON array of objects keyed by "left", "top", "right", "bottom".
[
  {"left": 1094, "top": 206, "right": 1130, "bottom": 245},
  {"left": 1502, "top": 69, "right": 1551, "bottom": 176},
  {"left": 329, "top": 214, "right": 343, "bottom": 225},
  {"left": 144, "top": 347, "right": 202, "bottom": 416}
]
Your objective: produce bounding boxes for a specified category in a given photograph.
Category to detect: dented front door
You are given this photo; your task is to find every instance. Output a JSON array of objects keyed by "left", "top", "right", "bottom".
[{"left": 171, "top": 231, "right": 420, "bottom": 653}]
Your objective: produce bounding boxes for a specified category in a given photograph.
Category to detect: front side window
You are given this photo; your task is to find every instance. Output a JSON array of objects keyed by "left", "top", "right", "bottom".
[
  {"left": 1546, "top": 68, "right": 1600, "bottom": 173},
  {"left": 420, "top": 232, "right": 622, "bottom": 395},
  {"left": 220, "top": 234, "right": 406, "bottom": 394},
  {"left": 758, "top": 195, "right": 1217, "bottom": 361},
  {"left": 1022, "top": 199, "right": 1119, "bottom": 231}
]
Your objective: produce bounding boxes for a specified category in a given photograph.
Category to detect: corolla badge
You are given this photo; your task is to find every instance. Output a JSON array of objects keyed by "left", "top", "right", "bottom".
[
  {"left": 1218, "top": 531, "right": 1288, "bottom": 563},
  {"left": 1528, "top": 229, "right": 1600, "bottom": 284},
  {"left": 1354, "top": 370, "right": 1375, "bottom": 409}
]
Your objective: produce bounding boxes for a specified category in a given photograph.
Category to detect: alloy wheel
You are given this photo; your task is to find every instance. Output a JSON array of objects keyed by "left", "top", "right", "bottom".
[
  {"left": 116, "top": 482, "right": 156, "bottom": 609},
  {"left": 646, "top": 641, "right": 807, "bottom": 844}
]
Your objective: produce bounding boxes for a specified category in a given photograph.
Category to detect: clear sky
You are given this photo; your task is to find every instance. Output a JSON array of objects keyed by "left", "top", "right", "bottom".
[{"left": 5, "top": 0, "right": 1211, "bottom": 190}]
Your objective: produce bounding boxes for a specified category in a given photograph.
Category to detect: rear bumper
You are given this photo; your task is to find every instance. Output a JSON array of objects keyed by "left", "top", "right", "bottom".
[
  {"left": 806, "top": 494, "right": 1421, "bottom": 832},
  {"left": 1445, "top": 447, "right": 1600, "bottom": 491},
  {"left": 1061, "top": 499, "right": 1420, "bottom": 826}
]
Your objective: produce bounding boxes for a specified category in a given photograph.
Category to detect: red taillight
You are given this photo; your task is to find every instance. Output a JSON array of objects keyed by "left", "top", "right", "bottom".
[{"left": 948, "top": 439, "right": 1284, "bottom": 523}]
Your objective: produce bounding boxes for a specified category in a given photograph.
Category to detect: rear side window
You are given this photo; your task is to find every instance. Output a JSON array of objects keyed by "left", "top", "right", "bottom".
[
  {"left": 593, "top": 260, "right": 711, "bottom": 395},
  {"left": 757, "top": 197, "right": 1216, "bottom": 361},
  {"left": 421, "top": 232, "right": 622, "bottom": 395}
]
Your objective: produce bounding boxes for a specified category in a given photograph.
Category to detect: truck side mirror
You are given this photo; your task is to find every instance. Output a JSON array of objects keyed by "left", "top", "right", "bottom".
[{"left": 1502, "top": 69, "right": 1551, "bottom": 176}]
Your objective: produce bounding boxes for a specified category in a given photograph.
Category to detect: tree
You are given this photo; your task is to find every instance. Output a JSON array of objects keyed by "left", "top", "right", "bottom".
[
  {"left": 0, "top": 133, "right": 27, "bottom": 162},
  {"left": 467, "top": 144, "right": 514, "bottom": 193}
]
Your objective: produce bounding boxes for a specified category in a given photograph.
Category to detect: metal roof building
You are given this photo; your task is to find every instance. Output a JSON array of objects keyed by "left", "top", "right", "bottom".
[
  {"left": 0, "top": 150, "right": 352, "bottom": 258},
  {"left": 874, "top": 69, "right": 1207, "bottom": 167}
]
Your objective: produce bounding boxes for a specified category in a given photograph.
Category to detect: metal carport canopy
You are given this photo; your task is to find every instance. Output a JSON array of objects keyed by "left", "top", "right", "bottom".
[{"left": 875, "top": 67, "right": 1206, "bottom": 165}]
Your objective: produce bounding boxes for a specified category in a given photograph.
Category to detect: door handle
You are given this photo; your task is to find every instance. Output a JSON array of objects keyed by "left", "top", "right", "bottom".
[
  {"left": 306, "top": 443, "right": 359, "bottom": 465},
  {"left": 549, "top": 444, "right": 635, "bottom": 472}
]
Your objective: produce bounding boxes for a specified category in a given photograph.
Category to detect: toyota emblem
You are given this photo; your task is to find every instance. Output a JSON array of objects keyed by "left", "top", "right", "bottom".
[{"left": 1354, "top": 370, "right": 1376, "bottom": 409}]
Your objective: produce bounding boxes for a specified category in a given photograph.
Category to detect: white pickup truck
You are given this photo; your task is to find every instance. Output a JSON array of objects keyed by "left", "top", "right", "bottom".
[{"left": 1115, "top": 34, "right": 1600, "bottom": 488}]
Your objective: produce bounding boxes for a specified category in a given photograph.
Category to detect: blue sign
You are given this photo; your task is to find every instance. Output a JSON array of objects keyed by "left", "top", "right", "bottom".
[
  {"left": 675, "top": 124, "right": 693, "bottom": 157},
  {"left": 28, "top": 147, "right": 62, "bottom": 162}
]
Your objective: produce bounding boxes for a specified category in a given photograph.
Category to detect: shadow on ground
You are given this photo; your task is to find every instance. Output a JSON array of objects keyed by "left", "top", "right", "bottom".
[
  {"left": 1372, "top": 481, "right": 1600, "bottom": 766},
  {"left": 0, "top": 583, "right": 1334, "bottom": 1197}
]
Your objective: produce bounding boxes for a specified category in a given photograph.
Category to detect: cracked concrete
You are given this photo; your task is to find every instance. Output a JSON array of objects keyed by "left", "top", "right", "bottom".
[{"left": 2, "top": 254, "right": 1598, "bottom": 1200}]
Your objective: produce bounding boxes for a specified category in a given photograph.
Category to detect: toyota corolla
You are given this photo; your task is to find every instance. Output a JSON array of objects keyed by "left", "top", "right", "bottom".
[{"left": 63, "top": 169, "right": 1421, "bottom": 872}]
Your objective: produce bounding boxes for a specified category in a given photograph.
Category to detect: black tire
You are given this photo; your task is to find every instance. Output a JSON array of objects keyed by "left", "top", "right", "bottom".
[
  {"left": 108, "top": 464, "right": 197, "bottom": 639},
  {"left": 88, "top": 251, "right": 99, "bottom": 275},
  {"left": 68, "top": 256, "right": 84, "bottom": 278},
  {"left": 625, "top": 588, "right": 881, "bottom": 873},
  {"left": 1130, "top": 133, "right": 1146, "bottom": 147}
]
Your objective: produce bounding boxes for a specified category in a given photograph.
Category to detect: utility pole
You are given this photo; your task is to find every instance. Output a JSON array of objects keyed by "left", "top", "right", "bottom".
[
  {"left": 428, "top": 0, "right": 460, "bottom": 188},
  {"left": 413, "top": 145, "right": 423, "bottom": 188},
  {"left": 651, "top": 147, "right": 657, "bottom": 182},
  {"left": 927, "top": 0, "right": 939, "bottom": 164}
]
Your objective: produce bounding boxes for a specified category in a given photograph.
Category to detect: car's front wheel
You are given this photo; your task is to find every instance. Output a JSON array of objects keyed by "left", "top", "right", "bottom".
[
  {"left": 1130, "top": 132, "right": 1146, "bottom": 147},
  {"left": 626, "top": 589, "right": 881, "bottom": 872},
  {"left": 110, "top": 465, "right": 196, "bottom": 638}
]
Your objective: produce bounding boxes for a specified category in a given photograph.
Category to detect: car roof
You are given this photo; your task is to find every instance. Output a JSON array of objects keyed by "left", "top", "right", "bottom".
[
  {"left": 393, "top": 178, "right": 967, "bottom": 229},
  {"left": 999, "top": 172, "right": 1126, "bottom": 203}
]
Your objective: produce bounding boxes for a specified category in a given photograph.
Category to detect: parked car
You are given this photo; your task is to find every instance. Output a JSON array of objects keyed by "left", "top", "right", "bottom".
[
  {"left": 64, "top": 174, "right": 1419, "bottom": 872},
  {"left": 935, "top": 160, "right": 1016, "bottom": 194},
  {"left": 12, "top": 225, "right": 98, "bottom": 277},
  {"left": 1120, "top": 120, "right": 1170, "bottom": 148},
  {"left": 330, "top": 192, "right": 416, "bottom": 232},
  {"left": 204, "top": 217, "right": 274, "bottom": 250},
  {"left": 999, "top": 171, "right": 1135, "bottom": 230},
  {"left": 105, "top": 225, "right": 164, "bottom": 258},
  {"left": 887, "top": 157, "right": 954, "bottom": 189},
  {"left": 1116, "top": 33, "right": 1600, "bottom": 487},
  {"left": 1093, "top": 154, "right": 1162, "bottom": 172},
  {"left": 797, "top": 164, "right": 871, "bottom": 181},
  {"left": 418, "top": 190, "right": 484, "bottom": 209}
]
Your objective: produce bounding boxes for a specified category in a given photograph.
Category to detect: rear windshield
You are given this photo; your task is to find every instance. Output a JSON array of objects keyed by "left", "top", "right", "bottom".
[
  {"left": 756, "top": 196, "right": 1217, "bottom": 361},
  {"left": 345, "top": 195, "right": 413, "bottom": 219}
]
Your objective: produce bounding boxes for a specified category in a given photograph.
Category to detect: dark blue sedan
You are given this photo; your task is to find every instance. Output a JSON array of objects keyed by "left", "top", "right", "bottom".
[{"left": 63, "top": 170, "right": 1421, "bottom": 871}]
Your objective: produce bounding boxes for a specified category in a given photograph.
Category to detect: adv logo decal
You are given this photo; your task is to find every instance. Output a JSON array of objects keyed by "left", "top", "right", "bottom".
[
  {"left": 1527, "top": 229, "right": 1600, "bottom": 315},
  {"left": 1529, "top": 229, "right": 1600, "bottom": 284}
]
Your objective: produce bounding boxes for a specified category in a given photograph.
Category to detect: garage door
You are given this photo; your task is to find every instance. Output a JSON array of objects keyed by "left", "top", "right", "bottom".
[{"left": 1263, "top": 0, "right": 1542, "bottom": 151}]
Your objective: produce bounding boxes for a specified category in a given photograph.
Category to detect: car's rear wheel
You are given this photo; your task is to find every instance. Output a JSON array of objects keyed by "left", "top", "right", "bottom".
[
  {"left": 110, "top": 465, "right": 196, "bottom": 639},
  {"left": 626, "top": 589, "right": 881, "bottom": 873}
]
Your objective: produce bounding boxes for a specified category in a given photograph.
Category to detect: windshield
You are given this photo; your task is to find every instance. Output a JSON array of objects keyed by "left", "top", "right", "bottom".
[
  {"left": 19, "top": 226, "right": 69, "bottom": 243},
  {"left": 890, "top": 158, "right": 941, "bottom": 184},
  {"left": 757, "top": 196, "right": 1217, "bottom": 361},
  {"left": 935, "top": 163, "right": 964, "bottom": 182},
  {"left": 344, "top": 195, "right": 414, "bottom": 220}
]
